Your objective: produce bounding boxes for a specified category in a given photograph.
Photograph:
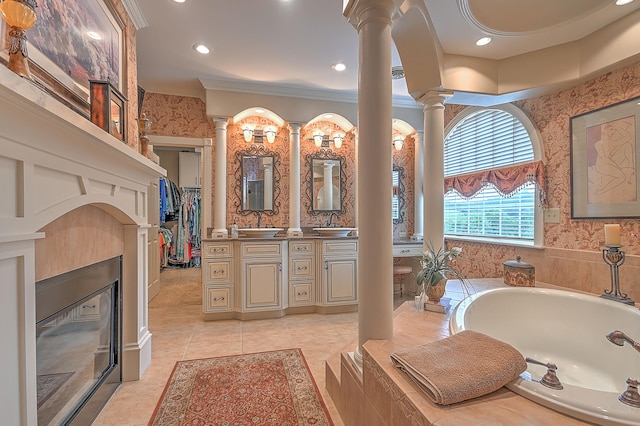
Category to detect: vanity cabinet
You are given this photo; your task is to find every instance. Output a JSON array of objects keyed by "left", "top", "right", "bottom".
[
  {"left": 202, "top": 241, "right": 234, "bottom": 312},
  {"left": 241, "top": 241, "right": 287, "bottom": 312},
  {"left": 288, "top": 240, "right": 314, "bottom": 306},
  {"left": 318, "top": 240, "right": 358, "bottom": 306}
]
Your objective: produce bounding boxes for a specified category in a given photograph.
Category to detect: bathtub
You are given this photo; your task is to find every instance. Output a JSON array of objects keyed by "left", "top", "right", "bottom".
[{"left": 450, "top": 287, "right": 640, "bottom": 426}]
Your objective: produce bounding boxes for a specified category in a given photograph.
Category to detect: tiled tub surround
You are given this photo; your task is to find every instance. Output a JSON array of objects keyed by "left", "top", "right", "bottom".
[
  {"left": 451, "top": 287, "right": 640, "bottom": 425},
  {"left": 325, "top": 279, "right": 633, "bottom": 425}
]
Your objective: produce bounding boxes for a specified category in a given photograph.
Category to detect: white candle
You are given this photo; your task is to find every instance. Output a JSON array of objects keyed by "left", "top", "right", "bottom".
[{"left": 604, "top": 224, "right": 621, "bottom": 246}]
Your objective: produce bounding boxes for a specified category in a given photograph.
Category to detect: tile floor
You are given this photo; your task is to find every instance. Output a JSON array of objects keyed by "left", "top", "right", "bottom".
[{"left": 93, "top": 269, "right": 416, "bottom": 425}]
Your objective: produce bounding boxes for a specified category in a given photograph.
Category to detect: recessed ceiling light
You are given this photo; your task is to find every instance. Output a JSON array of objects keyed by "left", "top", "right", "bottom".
[
  {"left": 193, "top": 44, "right": 210, "bottom": 54},
  {"left": 616, "top": 0, "right": 634, "bottom": 5},
  {"left": 87, "top": 31, "right": 102, "bottom": 40},
  {"left": 476, "top": 37, "right": 492, "bottom": 46},
  {"left": 173, "top": 0, "right": 186, "bottom": 3},
  {"left": 332, "top": 63, "right": 346, "bottom": 72}
]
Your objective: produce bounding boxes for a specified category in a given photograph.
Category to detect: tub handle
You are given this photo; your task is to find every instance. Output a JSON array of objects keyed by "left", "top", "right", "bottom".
[{"left": 525, "top": 357, "right": 564, "bottom": 390}]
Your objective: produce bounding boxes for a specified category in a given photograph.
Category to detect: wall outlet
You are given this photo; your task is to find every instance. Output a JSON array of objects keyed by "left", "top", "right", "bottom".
[{"left": 544, "top": 208, "right": 560, "bottom": 223}]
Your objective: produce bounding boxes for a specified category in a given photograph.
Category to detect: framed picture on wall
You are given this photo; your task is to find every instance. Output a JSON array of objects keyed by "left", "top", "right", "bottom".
[
  {"left": 570, "top": 96, "right": 640, "bottom": 218},
  {"left": 9, "top": 0, "right": 124, "bottom": 112}
]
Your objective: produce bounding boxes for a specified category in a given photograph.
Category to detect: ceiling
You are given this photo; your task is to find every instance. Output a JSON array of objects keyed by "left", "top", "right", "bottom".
[{"left": 134, "top": 0, "right": 640, "bottom": 104}]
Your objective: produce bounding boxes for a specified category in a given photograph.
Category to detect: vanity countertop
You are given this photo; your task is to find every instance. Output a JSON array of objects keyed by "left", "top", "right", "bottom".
[
  {"left": 393, "top": 239, "right": 423, "bottom": 246},
  {"left": 202, "top": 234, "right": 359, "bottom": 242}
]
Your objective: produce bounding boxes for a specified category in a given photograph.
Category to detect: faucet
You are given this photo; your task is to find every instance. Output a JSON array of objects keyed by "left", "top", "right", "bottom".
[
  {"left": 606, "top": 331, "right": 640, "bottom": 408},
  {"left": 525, "top": 357, "right": 563, "bottom": 390},
  {"left": 606, "top": 330, "right": 640, "bottom": 353},
  {"left": 256, "top": 211, "right": 262, "bottom": 228},
  {"left": 326, "top": 212, "right": 338, "bottom": 227}
]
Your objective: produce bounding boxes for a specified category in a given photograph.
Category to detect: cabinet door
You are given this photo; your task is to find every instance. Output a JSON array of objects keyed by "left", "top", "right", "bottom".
[
  {"left": 243, "top": 261, "right": 281, "bottom": 310},
  {"left": 179, "top": 151, "right": 201, "bottom": 188},
  {"left": 325, "top": 259, "right": 357, "bottom": 304}
]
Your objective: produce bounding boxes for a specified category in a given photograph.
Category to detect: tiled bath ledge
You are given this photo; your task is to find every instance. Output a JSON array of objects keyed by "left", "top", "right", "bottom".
[{"left": 325, "top": 279, "right": 600, "bottom": 425}]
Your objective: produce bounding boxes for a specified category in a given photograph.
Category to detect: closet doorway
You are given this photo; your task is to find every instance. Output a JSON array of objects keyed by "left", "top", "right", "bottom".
[{"left": 147, "top": 136, "right": 213, "bottom": 307}]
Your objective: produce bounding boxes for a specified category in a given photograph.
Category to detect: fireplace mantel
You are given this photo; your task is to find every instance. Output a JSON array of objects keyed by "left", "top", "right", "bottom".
[{"left": 0, "top": 66, "right": 164, "bottom": 425}]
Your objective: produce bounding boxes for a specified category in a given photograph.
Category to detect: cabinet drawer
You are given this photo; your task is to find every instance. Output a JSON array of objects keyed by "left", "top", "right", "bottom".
[
  {"left": 290, "top": 241, "right": 313, "bottom": 256},
  {"left": 392, "top": 244, "right": 423, "bottom": 257},
  {"left": 204, "top": 242, "right": 233, "bottom": 258},
  {"left": 290, "top": 258, "right": 313, "bottom": 279},
  {"left": 242, "top": 242, "right": 282, "bottom": 258},
  {"left": 291, "top": 282, "right": 313, "bottom": 305},
  {"left": 323, "top": 240, "right": 358, "bottom": 256},
  {"left": 204, "top": 259, "right": 233, "bottom": 283},
  {"left": 204, "top": 286, "right": 232, "bottom": 312}
]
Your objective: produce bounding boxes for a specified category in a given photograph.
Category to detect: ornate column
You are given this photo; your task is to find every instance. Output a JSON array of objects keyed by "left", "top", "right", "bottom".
[
  {"left": 413, "top": 131, "right": 424, "bottom": 241},
  {"left": 420, "top": 93, "right": 451, "bottom": 251},
  {"left": 212, "top": 118, "right": 228, "bottom": 238},
  {"left": 288, "top": 123, "right": 303, "bottom": 237},
  {"left": 348, "top": 0, "right": 395, "bottom": 370}
]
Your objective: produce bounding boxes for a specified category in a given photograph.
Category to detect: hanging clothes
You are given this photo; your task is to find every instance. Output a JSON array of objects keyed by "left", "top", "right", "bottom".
[
  {"left": 158, "top": 227, "right": 174, "bottom": 268},
  {"left": 174, "top": 188, "right": 201, "bottom": 267},
  {"left": 159, "top": 178, "right": 181, "bottom": 223}
]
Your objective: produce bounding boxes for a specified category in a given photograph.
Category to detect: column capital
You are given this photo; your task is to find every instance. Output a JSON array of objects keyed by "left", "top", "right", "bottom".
[
  {"left": 349, "top": 0, "right": 395, "bottom": 30},
  {"left": 419, "top": 91, "right": 453, "bottom": 111},
  {"left": 287, "top": 122, "right": 303, "bottom": 134},
  {"left": 212, "top": 117, "right": 229, "bottom": 129}
]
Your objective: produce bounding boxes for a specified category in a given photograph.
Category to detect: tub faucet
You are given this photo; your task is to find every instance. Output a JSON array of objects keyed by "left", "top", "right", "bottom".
[
  {"left": 525, "top": 357, "right": 563, "bottom": 390},
  {"left": 606, "top": 330, "right": 640, "bottom": 353}
]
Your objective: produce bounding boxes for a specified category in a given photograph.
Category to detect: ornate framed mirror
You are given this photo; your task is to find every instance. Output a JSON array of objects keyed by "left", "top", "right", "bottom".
[
  {"left": 393, "top": 165, "right": 406, "bottom": 224},
  {"left": 304, "top": 148, "right": 347, "bottom": 217},
  {"left": 233, "top": 144, "right": 282, "bottom": 216}
]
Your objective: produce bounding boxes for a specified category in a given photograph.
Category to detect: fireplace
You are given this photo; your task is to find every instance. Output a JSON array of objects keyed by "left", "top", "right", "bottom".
[{"left": 36, "top": 257, "right": 122, "bottom": 425}]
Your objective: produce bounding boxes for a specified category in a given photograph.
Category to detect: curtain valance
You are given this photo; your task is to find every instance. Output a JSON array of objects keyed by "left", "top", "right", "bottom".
[{"left": 444, "top": 160, "right": 547, "bottom": 206}]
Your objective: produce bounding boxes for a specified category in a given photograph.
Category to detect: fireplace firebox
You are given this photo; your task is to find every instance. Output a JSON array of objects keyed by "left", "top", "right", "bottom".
[{"left": 36, "top": 257, "right": 122, "bottom": 426}]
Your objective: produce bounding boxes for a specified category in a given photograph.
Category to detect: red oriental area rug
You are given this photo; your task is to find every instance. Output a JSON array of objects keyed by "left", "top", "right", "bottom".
[{"left": 148, "top": 349, "right": 333, "bottom": 426}]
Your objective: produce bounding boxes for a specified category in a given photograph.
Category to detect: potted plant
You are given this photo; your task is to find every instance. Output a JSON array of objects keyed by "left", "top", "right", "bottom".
[{"left": 416, "top": 240, "right": 469, "bottom": 302}]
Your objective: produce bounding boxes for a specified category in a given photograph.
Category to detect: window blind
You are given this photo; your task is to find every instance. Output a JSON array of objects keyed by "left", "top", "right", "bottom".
[
  {"left": 445, "top": 109, "right": 534, "bottom": 177},
  {"left": 444, "top": 108, "right": 536, "bottom": 241}
]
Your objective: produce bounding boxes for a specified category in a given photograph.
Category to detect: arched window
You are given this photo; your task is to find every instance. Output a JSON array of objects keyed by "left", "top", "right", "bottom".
[{"left": 443, "top": 105, "right": 545, "bottom": 246}]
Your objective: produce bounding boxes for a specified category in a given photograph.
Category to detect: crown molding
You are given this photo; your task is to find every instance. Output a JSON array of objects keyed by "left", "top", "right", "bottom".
[
  {"left": 199, "top": 78, "right": 420, "bottom": 109},
  {"left": 121, "top": 0, "right": 148, "bottom": 30}
]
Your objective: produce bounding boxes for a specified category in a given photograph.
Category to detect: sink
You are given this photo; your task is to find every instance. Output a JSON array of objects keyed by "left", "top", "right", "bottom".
[
  {"left": 313, "top": 227, "right": 356, "bottom": 237},
  {"left": 238, "top": 228, "right": 284, "bottom": 238}
]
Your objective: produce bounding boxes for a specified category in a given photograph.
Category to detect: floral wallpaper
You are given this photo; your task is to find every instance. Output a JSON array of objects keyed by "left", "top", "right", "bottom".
[
  {"left": 141, "top": 61, "right": 640, "bottom": 297},
  {"left": 443, "top": 63, "right": 640, "bottom": 286},
  {"left": 300, "top": 123, "right": 356, "bottom": 228}
]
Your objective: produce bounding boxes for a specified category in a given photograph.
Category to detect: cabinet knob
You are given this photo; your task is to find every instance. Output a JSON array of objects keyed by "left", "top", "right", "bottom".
[
  {"left": 297, "top": 266, "right": 308, "bottom": 271},
  {"left": 213, "top": 296, "right": 225, "bottom": 302},
  {"left": 297, "top": 291, "right": 308, "bottom": 296},
  {"left": 213, "top": 269, "right": 224, "bottom": 274}
]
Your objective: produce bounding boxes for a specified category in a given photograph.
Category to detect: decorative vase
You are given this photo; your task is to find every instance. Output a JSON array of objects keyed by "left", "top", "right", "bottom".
[{"left": 426, "top": 279, "right": 447, "bottom": 302}]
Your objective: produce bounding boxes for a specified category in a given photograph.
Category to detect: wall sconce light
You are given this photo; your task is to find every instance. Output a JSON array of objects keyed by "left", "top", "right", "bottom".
[
  {"left": 0, "top": 0, "right": 38, "bottom": 79},
  {"left": 309, "top": 130, "right": 345, "bottom": 149},
  {"left": 313, "top": 130, "right": 324, "bottom": 147},
  {"left": 242, "top": 124, "right": 255, "bottom": 142},
  {"left": 264, "top": 126, "right": 277, "bottom": 144},
  {"left": 241, "top": 124, "right": 279, "bottom": 143},
  {"left": 393, "top": 136, "right": 404, "bottom": 151}
]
